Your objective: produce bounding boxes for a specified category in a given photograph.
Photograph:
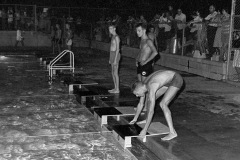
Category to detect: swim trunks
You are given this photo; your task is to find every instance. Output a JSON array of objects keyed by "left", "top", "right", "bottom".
[
  {"left": 109, "top": 51, "right": 121, "bottom": 64},
  {"left": 137, "top": 60, "right": 153, "bottom": 77},
  {"left": 165, "top": 72, "right": 183, "bottom": 89}
]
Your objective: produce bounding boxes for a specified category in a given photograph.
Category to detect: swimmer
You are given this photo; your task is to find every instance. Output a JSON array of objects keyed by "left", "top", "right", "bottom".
[
  {"left": 130, "top": 70, "right": 184, "bottom": 141},
  {"left": 65, "top": 23, "right": 73, "bottom": 51},
  {"left": 135, "top": 23, "right": 158, "bottom": 82},
  {"left": 108, "top": 23, "right": 121, "bottom": 94},
  {"left": 55, "top": 24, "right": 62, "bottom": 53}
]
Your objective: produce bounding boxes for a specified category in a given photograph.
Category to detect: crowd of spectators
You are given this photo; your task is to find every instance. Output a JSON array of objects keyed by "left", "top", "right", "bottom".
[
  {"left": 93, "top": 5, "right": 231, "bottom": 61},
  {"left": 0, "top": 6, "right": 36, "bottom": 31},
  {"left": 0, "top": 4, "right": 233, "bottom": 61}
]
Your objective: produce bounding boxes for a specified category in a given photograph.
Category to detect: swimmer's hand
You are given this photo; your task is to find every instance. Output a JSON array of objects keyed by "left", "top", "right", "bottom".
[
  {"left": 140, "top": 61, "right": 147, "bottom": 66},
  {"left": 129, "top": 119, "right": 137, "bottom": 124},
  {"left": 139, "top": 129, "right": 147, "bottom": 136}
]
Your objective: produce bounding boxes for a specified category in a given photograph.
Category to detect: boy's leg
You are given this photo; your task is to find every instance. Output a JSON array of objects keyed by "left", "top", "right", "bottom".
[
  {"left": 109, "top": 64, "right": 120, "bottom": 93},
  {"left": 137, "top": 74, "right": 142, "bottom": 81},
  {"left": 159, "top": 86, "right": 179, "bottom": 141},
  {"left": 108, "top": 64, "right": 116, "bottom": 92},
  {"left": 137, "top": 87, "right": 168, "bottom": 124},
  {"left": 114, "top": 63, "right": 120, "bottom": 92}
]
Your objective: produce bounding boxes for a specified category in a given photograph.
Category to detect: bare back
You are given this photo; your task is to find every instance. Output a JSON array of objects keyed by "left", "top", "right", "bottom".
[{"left": 144, "top": 70, "right": 176, "bottom": 91}]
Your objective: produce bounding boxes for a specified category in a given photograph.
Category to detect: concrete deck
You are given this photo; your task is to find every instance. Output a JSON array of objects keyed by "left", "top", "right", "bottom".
[{"left": 76, "top": 47, "right": 240, "bottom": 160}]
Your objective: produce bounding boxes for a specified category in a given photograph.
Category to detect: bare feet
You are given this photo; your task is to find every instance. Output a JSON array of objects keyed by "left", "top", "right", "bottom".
[
  {"left": 136, "top": 120, "right": 146, "bottom": 124},
  {"left": 108, "top": 89, "right": 115, "bottom": 93},
  {"left": 108, "top": 89, "right": 120, "bottom": 94},
  {"left": 129, "top": 119, "right": 137, "bottom": 124},
  {"left": 161, "top": 132, "right": 177, "bottom": 141}
]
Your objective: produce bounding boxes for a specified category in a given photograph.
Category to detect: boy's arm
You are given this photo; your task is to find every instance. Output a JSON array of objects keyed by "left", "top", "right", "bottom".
[
  {"left": 139, "top": 87, "right": 156, "bottom": 136},
  {"left": 129, "top": 95, "right": 145, "bottom": 124},
  {"left": 140, "top": 40, "right": 158, "bottom": 65},
  {"left": 114, "top": 36, "right": 120, "bottom": 64}
]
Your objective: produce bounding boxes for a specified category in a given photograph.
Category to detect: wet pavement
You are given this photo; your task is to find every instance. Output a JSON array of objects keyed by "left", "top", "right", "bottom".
[
  {"left": 1, "top": 48, "right": 240, "bottom": 160},
  {"left": 0, "top": 52, "right": 133, "bottom": 159},
  {"left": 77, "top": 48, "right": 240, "bottom": 160}
]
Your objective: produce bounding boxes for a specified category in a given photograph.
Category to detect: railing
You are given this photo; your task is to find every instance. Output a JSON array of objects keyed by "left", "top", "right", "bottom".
[{"left": 48, "top": 50, "right": 74, "bottom": 83}]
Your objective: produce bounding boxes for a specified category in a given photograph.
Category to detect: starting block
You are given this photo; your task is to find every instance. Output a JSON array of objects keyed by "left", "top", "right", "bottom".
[
  {"left": 66, "top": 79, "right": 98, "bottom": 94},
  {"left": 39, "top": 56, "right": 55, "bottom": 65},
  {"left": 112, "top": 122, "right": 169, "bottom": 149},
  {"left": 74, "top": 85, "right": 111, "bottom": 104},
  {"left": 93, "top": 107, "right": 136, "bottom": 126}
]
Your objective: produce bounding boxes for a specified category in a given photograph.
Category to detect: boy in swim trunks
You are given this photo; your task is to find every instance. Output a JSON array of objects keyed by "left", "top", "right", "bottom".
[
  {"left": 65, "top": 23, "right": 73, "bottom": 51},
  {"left": 108, "top": 23, "right": 121, "bottom": 94},
  {"left": 135, "top": 23, "right": 158, "bottom": 82},
  {"left": 130, "top": 70, "right": 183, "bottom": 141}
]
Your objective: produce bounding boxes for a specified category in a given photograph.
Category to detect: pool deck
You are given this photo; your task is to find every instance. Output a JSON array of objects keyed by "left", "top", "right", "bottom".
[{"left": 1, "top": 48, "right": 240, "bottom": 160}]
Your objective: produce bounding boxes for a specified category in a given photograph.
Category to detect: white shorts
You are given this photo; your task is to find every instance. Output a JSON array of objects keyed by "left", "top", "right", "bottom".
[{"left": 66, "top": 39, "right": 72, "bottom": 46}]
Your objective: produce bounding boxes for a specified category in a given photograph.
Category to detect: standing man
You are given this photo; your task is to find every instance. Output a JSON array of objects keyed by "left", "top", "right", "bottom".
[
  {"left": 55, "top": 24, "right": 62, "bottom": 53},
  {"left": 108, "top": 23, "right": 121, "bottom": 94},
  {"left": 15, "top": 26, "right": 24, "bottom": 47},
  {"left": 175, "top": 9, "right": 186, "bottom": 50},
  {"left": 130, "top": 70, "right": 184, "bottom": 141},
  {"left": 205, "top": 5, "right": 218, "bottom": 59},
  {"left": 65, "top": 23, "right": 73, "bottom": 51},
  {"left": 136, "top": 23, "right": 158, "bottom": 82}
]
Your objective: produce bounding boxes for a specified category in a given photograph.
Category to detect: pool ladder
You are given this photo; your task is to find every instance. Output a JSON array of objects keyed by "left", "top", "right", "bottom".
[{"left": 48, "top": 50, "right": 74, "bottom": 83}]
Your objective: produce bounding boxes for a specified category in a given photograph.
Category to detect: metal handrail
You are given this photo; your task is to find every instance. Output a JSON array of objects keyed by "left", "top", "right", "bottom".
[{"left": 48, "top": 50, "right": 74, "bottom": 82}]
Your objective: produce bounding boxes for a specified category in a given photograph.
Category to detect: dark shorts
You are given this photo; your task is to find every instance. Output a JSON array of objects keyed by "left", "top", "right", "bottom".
[
  {"left": 165, "top": 73, "right": 183, "bottom": 89},
  {"left": 137, "top": 60, "right": 153, "bottom": 77}
]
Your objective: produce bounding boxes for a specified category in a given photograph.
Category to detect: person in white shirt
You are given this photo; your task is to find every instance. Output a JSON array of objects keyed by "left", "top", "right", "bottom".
[
  {"left": 205, "top": 5, "right": 218, "bottom": 59},
  {"left": 175, "top": 9, "right": 186, "bottom": 50},
  {"left": 15, "top": 27, "right": 24, "bottom": 47}
]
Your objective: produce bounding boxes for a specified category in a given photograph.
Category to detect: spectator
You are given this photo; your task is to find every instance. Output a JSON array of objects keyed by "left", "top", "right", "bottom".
[
  {"left": 76, "top": 16, "right": 82, "bottom": 37},
  {"left": 139, "top": 15, "right": 147, "bottom": 24},
  {"left": 175, "top": 8, "right": 186, "bottom": 50},
  {"left": 168, "top": 5, "right": 176, "bottom": 18},
  {"left": 0, "top": 8, "right": 2, "bottom": 30},
  {"left": 221, "top": 8, "right": 230, "bottom": 61},
  {"left": 15, "top": 26, "right": 24, "bottom": 47},
  {"left": 205, "top": 5, "right": 218, "bottom": 59},
  {"left": 15, "top": 9, "right": 21, "bottom": 29},
  {"left": 50, "top": 25, "right": 56, "bottom": 54},
  {"left": 1, "top": 8, "right": 7, "bottom": 30},
  {"left": 67, "top": 15, "right": 73, "bottom": 26},
  {"left": 55, "top": 24, "right": 62, "bottom": 53},
  {"left": 148, "top": 24, "right": 160, "bottom": 64},
  {"left": 148, "top": 24, "right": 158, "bottom": 51},
  {"left": 213, "top": 11, "right": 223, "bottom": 57},
  {"left": 7, "top": 7, "right": 14, "bottom": 30},
  {"left": 159, "top": 12, "right": 173, "bottom": 53},
  {"left": 188, "top": 11, "right": 205, "bottom": 54},
  {"left": 65, "top": 23, "right": 73, "bottom": 51},
  {"left": 20, "top": 10, "right": 27, "bottom": 30}
]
